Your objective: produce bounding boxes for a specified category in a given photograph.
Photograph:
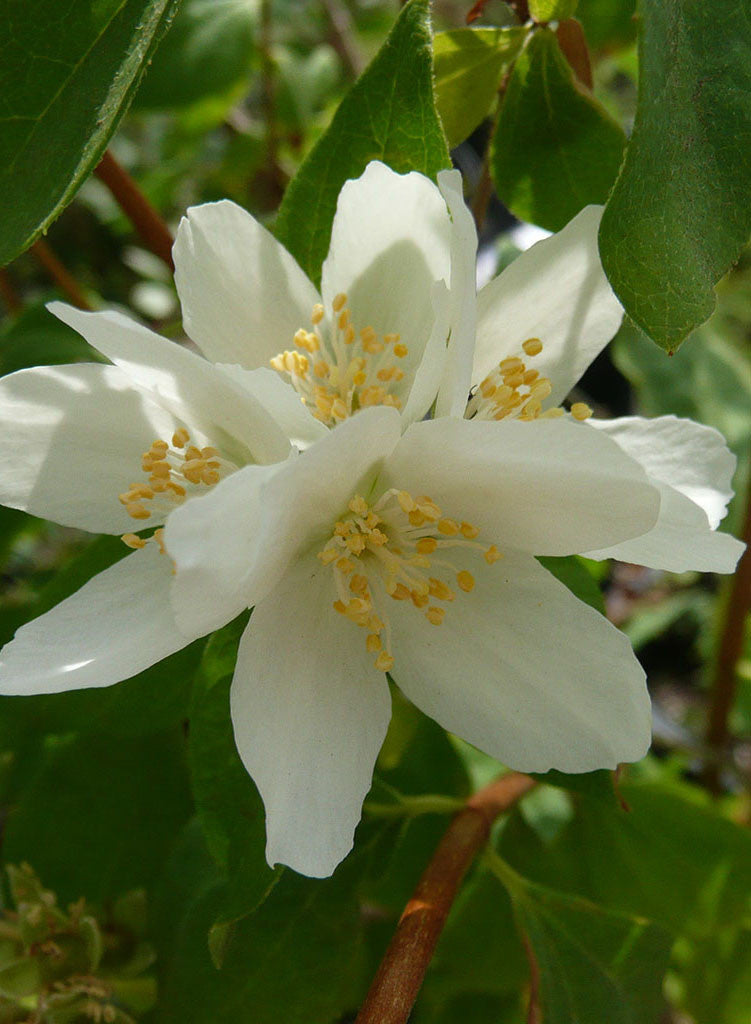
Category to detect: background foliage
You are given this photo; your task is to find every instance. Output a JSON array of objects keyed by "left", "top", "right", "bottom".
[{"left": 0, "top": 1, "right": 749, "bottom": 1022}]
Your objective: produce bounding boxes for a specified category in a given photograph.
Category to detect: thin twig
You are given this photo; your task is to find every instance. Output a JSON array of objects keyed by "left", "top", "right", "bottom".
[
  {"left": 31, "top": 239, "right": 92, "bottom": 310},
  {"left": 354, "top": 772, "right": 536, "bottom": 1024},
  {"left": 704, "top": 475, "right": 751, "bottom": 792},
  {"left": 94, "top": 150, "right": 175, "bottom": 271},
  {"left": 0, "top": 268, "right": 22, "bottom": 315},
  {"left": 321, "top": 0, "right": 364, "bottom": 78}
]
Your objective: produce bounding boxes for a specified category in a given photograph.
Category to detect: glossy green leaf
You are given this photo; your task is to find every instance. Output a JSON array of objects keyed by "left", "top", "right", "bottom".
[
  {"left": 508, "top": 877, "right": 672, "bottom": 1024},
  {"left": 157, "top": 862, "right": 365, "bottom": 1024},
  {"left": 3, "top": 730, "right": 192, "bottom": 904},
  {"left": 275, "top": 0, "right": 450, "bottom": 285},
  {"left": 0, "top": 0, "right": 180, "bottom": 267},
  {"left": 189, "top": 615, "right": 280, "bottom": 929},
  {"left": 491, "top": 28, "right": 625, "bottom": 231},
  {"left": 433, "top": 28, "right": 526, "bottom": 148},
  {"left": 530, "top": 0, "right": 579, "bottom": 21},
  {"left": 598, "top": 0, "right": 751, "bottom": 351},
  {"left": 134, "top": 0, "right": 257, "bottom": 111}
]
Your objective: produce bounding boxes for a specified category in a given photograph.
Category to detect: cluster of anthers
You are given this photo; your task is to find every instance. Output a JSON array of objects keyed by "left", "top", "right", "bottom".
[
  {"left": 119, "top": 428, "right": 231, "bottom": 552},
  {"left": 466, "top": 337, "right": 592, "bottom": 423},
  {"left": 270, "top": 293, "right": 408, "bottom": 426},
  {"left": 318, "top": 489, "right": 502, "bottom": 672}
]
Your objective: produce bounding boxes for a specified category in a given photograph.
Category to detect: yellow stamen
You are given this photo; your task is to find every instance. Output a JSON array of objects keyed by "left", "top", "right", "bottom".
[{"left": 571, "top": 402, "right": 593, "bottom": 421}]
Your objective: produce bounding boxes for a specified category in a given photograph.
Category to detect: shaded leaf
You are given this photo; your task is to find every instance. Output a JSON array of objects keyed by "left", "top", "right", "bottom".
[
  {"left": 433, "top": 27, "right": 526, "bottom": 148},
  {"left": 275, "top": 0, "right": 450, "bottom": 285},
  {"left": 598, "top": 0, "right": 751, "bottom": 351},
  {"left": 530, "top": 0, "right": 579, "bottom": 21},
  {"left": 491, "top": 28, "right": 625, "bottom": 231},
  {"left": 0, "top": 0, "right": 179, "bottom": 266},
  {"left": 134, "top": 0, "right": 257, "bottom": 111}
]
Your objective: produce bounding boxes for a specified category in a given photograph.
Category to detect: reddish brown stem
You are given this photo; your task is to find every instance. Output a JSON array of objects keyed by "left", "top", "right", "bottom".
[
  {"left": 355, "top": 772, "right": 536, "bottom": 1024},
  {"left": 556, "top": 19, "right": 593, "bottom": 90},
  {"left": 31, "top": 239, "right": 92, "bottom": 310},
  {"left": 0, "top": 268, "right": 22, "bottom": 314},
  {"left": 704, "top": 475, "right": 751, "bottom": 792},
  {"left": 94, "top": 150, "right": 175, "bottom": 271},
  {"left": 321, "top": 0, "right": 364, "bottom": 78}
]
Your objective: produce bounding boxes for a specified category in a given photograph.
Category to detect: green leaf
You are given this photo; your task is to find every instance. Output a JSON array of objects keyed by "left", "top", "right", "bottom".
[
  {"left": 134, "top": 0, "right": 257, "bottom": 111},
  {"left": 275, "top": 0, "right": 450, "bottom": 285},
  {"left": 508, "top": 877, "right": 672, "bottom": 1024},
  {"left": 537, "top": 554, "right": 605, "bottom": 614},
  {"left": 433, "top": 27, "right": 526, "bottom": 148},
  {"left": 598, "top": 0, "right": 751, "bottom": 351},
  {"left": 576, "top": 0, "right": 637, "bottom": 50},
  {"left": 157, "top": 862, "right": 366, "bottom": 1024},
  {"left": 3, "top": 730, "right": 192, "bottom": 904},
  {"left": 0, "top": 0, "right": 180, "bottom": 267},
  {"left": 0, "top": 303, "right": 101, "bottom": 377},
  {"left": 491, "top": 28, "right": 625, "bottom": 231},
  {"left": 189, "top": 615, "right": 280, "bottom": 928},
  {"left": 530, "top": 0, "right": 579, "bottom": 21}
]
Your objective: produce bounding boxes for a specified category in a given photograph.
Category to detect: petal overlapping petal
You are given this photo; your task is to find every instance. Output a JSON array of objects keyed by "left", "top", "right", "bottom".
[
  {"left": 165, "top": 406, "right": 403, "bottom": 625},
  {"left": 0, "top": 545, "right": 196, "bottom": 695},
  {"left": 173, "top": 199, "right": 320, "bottom": 368},
  {"left": 382, "top": 416, "right": 660, "bottom": 555},
  {"left": 49, "top": 303, "right": 291, "bottom": 467},
  {"left": 473, "top": 206, "right": 623, "bottom": 405},
  {"left": 321, "top": 161, "right": 452, "bottom": 410},
  {"left": 583, "top": 416, "right": 744, "bottom": 572},
  {"left": 0, "top": 363, "right": 179, "bottom": 533},
  {"left": 390, "top": 549, "right": 651, "bottom": 772},
  {"left": 231, "top": 553, "right": 391, "bottom": 877}
]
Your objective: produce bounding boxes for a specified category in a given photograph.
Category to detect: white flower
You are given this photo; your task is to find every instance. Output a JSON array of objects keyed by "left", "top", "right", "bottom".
[
  {"left": 0, "top": 302, "right": 292, "bottom": 693},
  {"left": 172, "top": 160, "right": 470, "bottom": 440},
  {"left": 164, "top": 405, "right": 662, "bottom": 876},
  {"left": 441, "top": 204, "right": 745, "bottom": 575}
]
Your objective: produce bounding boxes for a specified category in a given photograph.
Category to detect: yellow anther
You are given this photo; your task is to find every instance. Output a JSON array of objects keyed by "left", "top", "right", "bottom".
[
  {"left": 571, "top": 402, "right": 593, "bottom": 421},
  {"left": 426, "top": 606, "right": 445, "bottom": 625},
  {"left": 384, "top": 333, "right": 401, "bottom": 344},
  {"left": 337, "top": 557, "right": 355, "bottom": 573},
  {"left": 522, "top": 337, "right": 543, "bottom": 356},
  {"left": 408, "top": 509, "right": 426, "bottom": 527},
  {"left": 368, "top": 528, "right": 388, "bottom": 547},
  {"left": 201, "top": 469, "right": 220, "bottom": 485},
  {"left": 349, "top": 495, "right": 369, "bottom": 516},
  {"left": 344, "top": 325, "right": 356, "bottom": 344},
  {"left": 499, "top": 356, "right": 524, "bottom": 373},
  {"left": 375, "top": 651, "right": 395, "bottom": 672},
  {"left": 318, "top": 547, "right": 340, "bottom": 565},
  {"left": 150, "top": 440, "right": 169, "bottom": 456},
  {"left": 347, "top": 534, "right": 366, "bottom": 555},
  {"left": 530, "top": 379, "right": 552, "bottom": 400},
  {"left": 416, "top": 537, "right": 438, "bottom": 554},
  {"left": 121, "top": 533, "right": 147, "bottom": 549},
  {"left": 523, "top": 369, "right": 539, "bottom": 386},
  {"left": 460, "top": 522, "right": 479, "bottom": 539},
  {"left": 457, "top": 570, "right": 475, "bottom": 593},
  {"left": 332, "top": 293, "right": 347, "bottom": 312},
  {"left": 503, "top": 371, "right": 525, "bottom": 389},
  {"left": 311, "top": 304, "right": 324, "bottom": 324},
  {"left": 127, "top": 503, "right": 151, "bottom": 520},
  {"left": 391, "top": 583, "right": 411, "bottom": 601},
  {"left": 438, "top": 518, "right": 460, "bottom": 536},
  {"left": 337, "top": 309, "right": 350, "bottom": 330},
  {"left": 520, "top": 399, "right": 542, "bottom": 421},
  {"left": 313, "top": 360, "right": 330, "bottom": 378},
  {"left": 485, "top": 545, "right": 502, "bottom": 564},
  {"left": 418, "top": 498, "right": 442, "bottom": 521},
  {"left": 397, "top": 491, "right": 416, "bottom": 513},
  {"left": 350, "top": 574, "right": 369, "bottom": 594},
  {"left": 411, "top": 591, "right": 429, "bottom": 609},
  {"left": 172, "top": 428, "right": 190, "bottom": 448},
  {"left": 366, "top": 634, "right": 382, "bottom": 653},
  {"left": 184, "top": 445, "right": 202, "bottom": 461},
  {"left": 393, "top": 343, "right": 408, "bottom": 358},
  {"left": 429, "top": 578, "right": 454, "bottom": 601},
  {"left": 148, "top": 461, "right": 170, "bottom": 479},
  {"left": 360, "top": 386, "right": 387, "bottom": 406},
  {"left": 333, "top": 599, "right": 347, "bottom": 615},
  {"left": 377, "top": 367, "right": 396, "bottom": 382},
  {"left": 360, "top": 326, "right": 377, "bottom": 344},
  {"left": 201, "top": 446, "right": 219, "bottom": 459},
  {"left": 480, "top": 379, "right": 497, "bottom": 399},
  {"left": 541, "top": 407, "right": 565, "bottom": 419}
]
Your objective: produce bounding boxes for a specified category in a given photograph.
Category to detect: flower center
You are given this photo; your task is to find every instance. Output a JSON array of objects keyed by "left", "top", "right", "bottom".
[
  {"left": 317, "top": 489, "right": 501, "bottom": 673},
  {"left": 270, "top": 292, "right": 408, "bottom": 426},
  {"left": 119, "top": 427, "right": 233, "bottom": 553},
  {"left": 466, "top": 337, "right": 592, "bottom": 423}
]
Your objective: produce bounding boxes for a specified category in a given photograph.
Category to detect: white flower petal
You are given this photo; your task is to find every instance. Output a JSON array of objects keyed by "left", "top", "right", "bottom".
[
  {"left": 435, "top": 168, "right": 478, "bottom": 419},
  {"left": 383, "top": 416, "right": 660, "bottom": 555},
  {"left": 321, "top": 162, "right": 452, "bottom": 406},
  {"left": 165, "top": 462, "right": 284, "bottom": 638},
  {"left": 0, "top": 545, "right": 195, "bottom": 695},
  {"left": 390, "top": 549, "right": 651, "bottom": 772},
  {"left": 591, "top": 415, "right": 736, "bottom": 528},
  {"left": 231, "top": 553, "right": 391, "bottom": 877},
  {"left": 0, "top": 363, "right": 179, "bottom": 533},
  {"left": 474, "top": 206, "right": 623, "bottom": 404},
  {"left": 49, "top": 303, "right": 290, "bottom": 467},
  {"left": 217, "top": 365, "right": 328, "bottom": 449},
  {"left": 585, "top": 483, "right": 744, "bottom": 573},
  {"left": 165, "top": 407, "right": 403, "bottom": 630},
  {"left": 400, "top": 282, "right": 451, "bottom": 427},
  {"left": 173, "top": 199, "right": 320, "bottom": 368}
]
